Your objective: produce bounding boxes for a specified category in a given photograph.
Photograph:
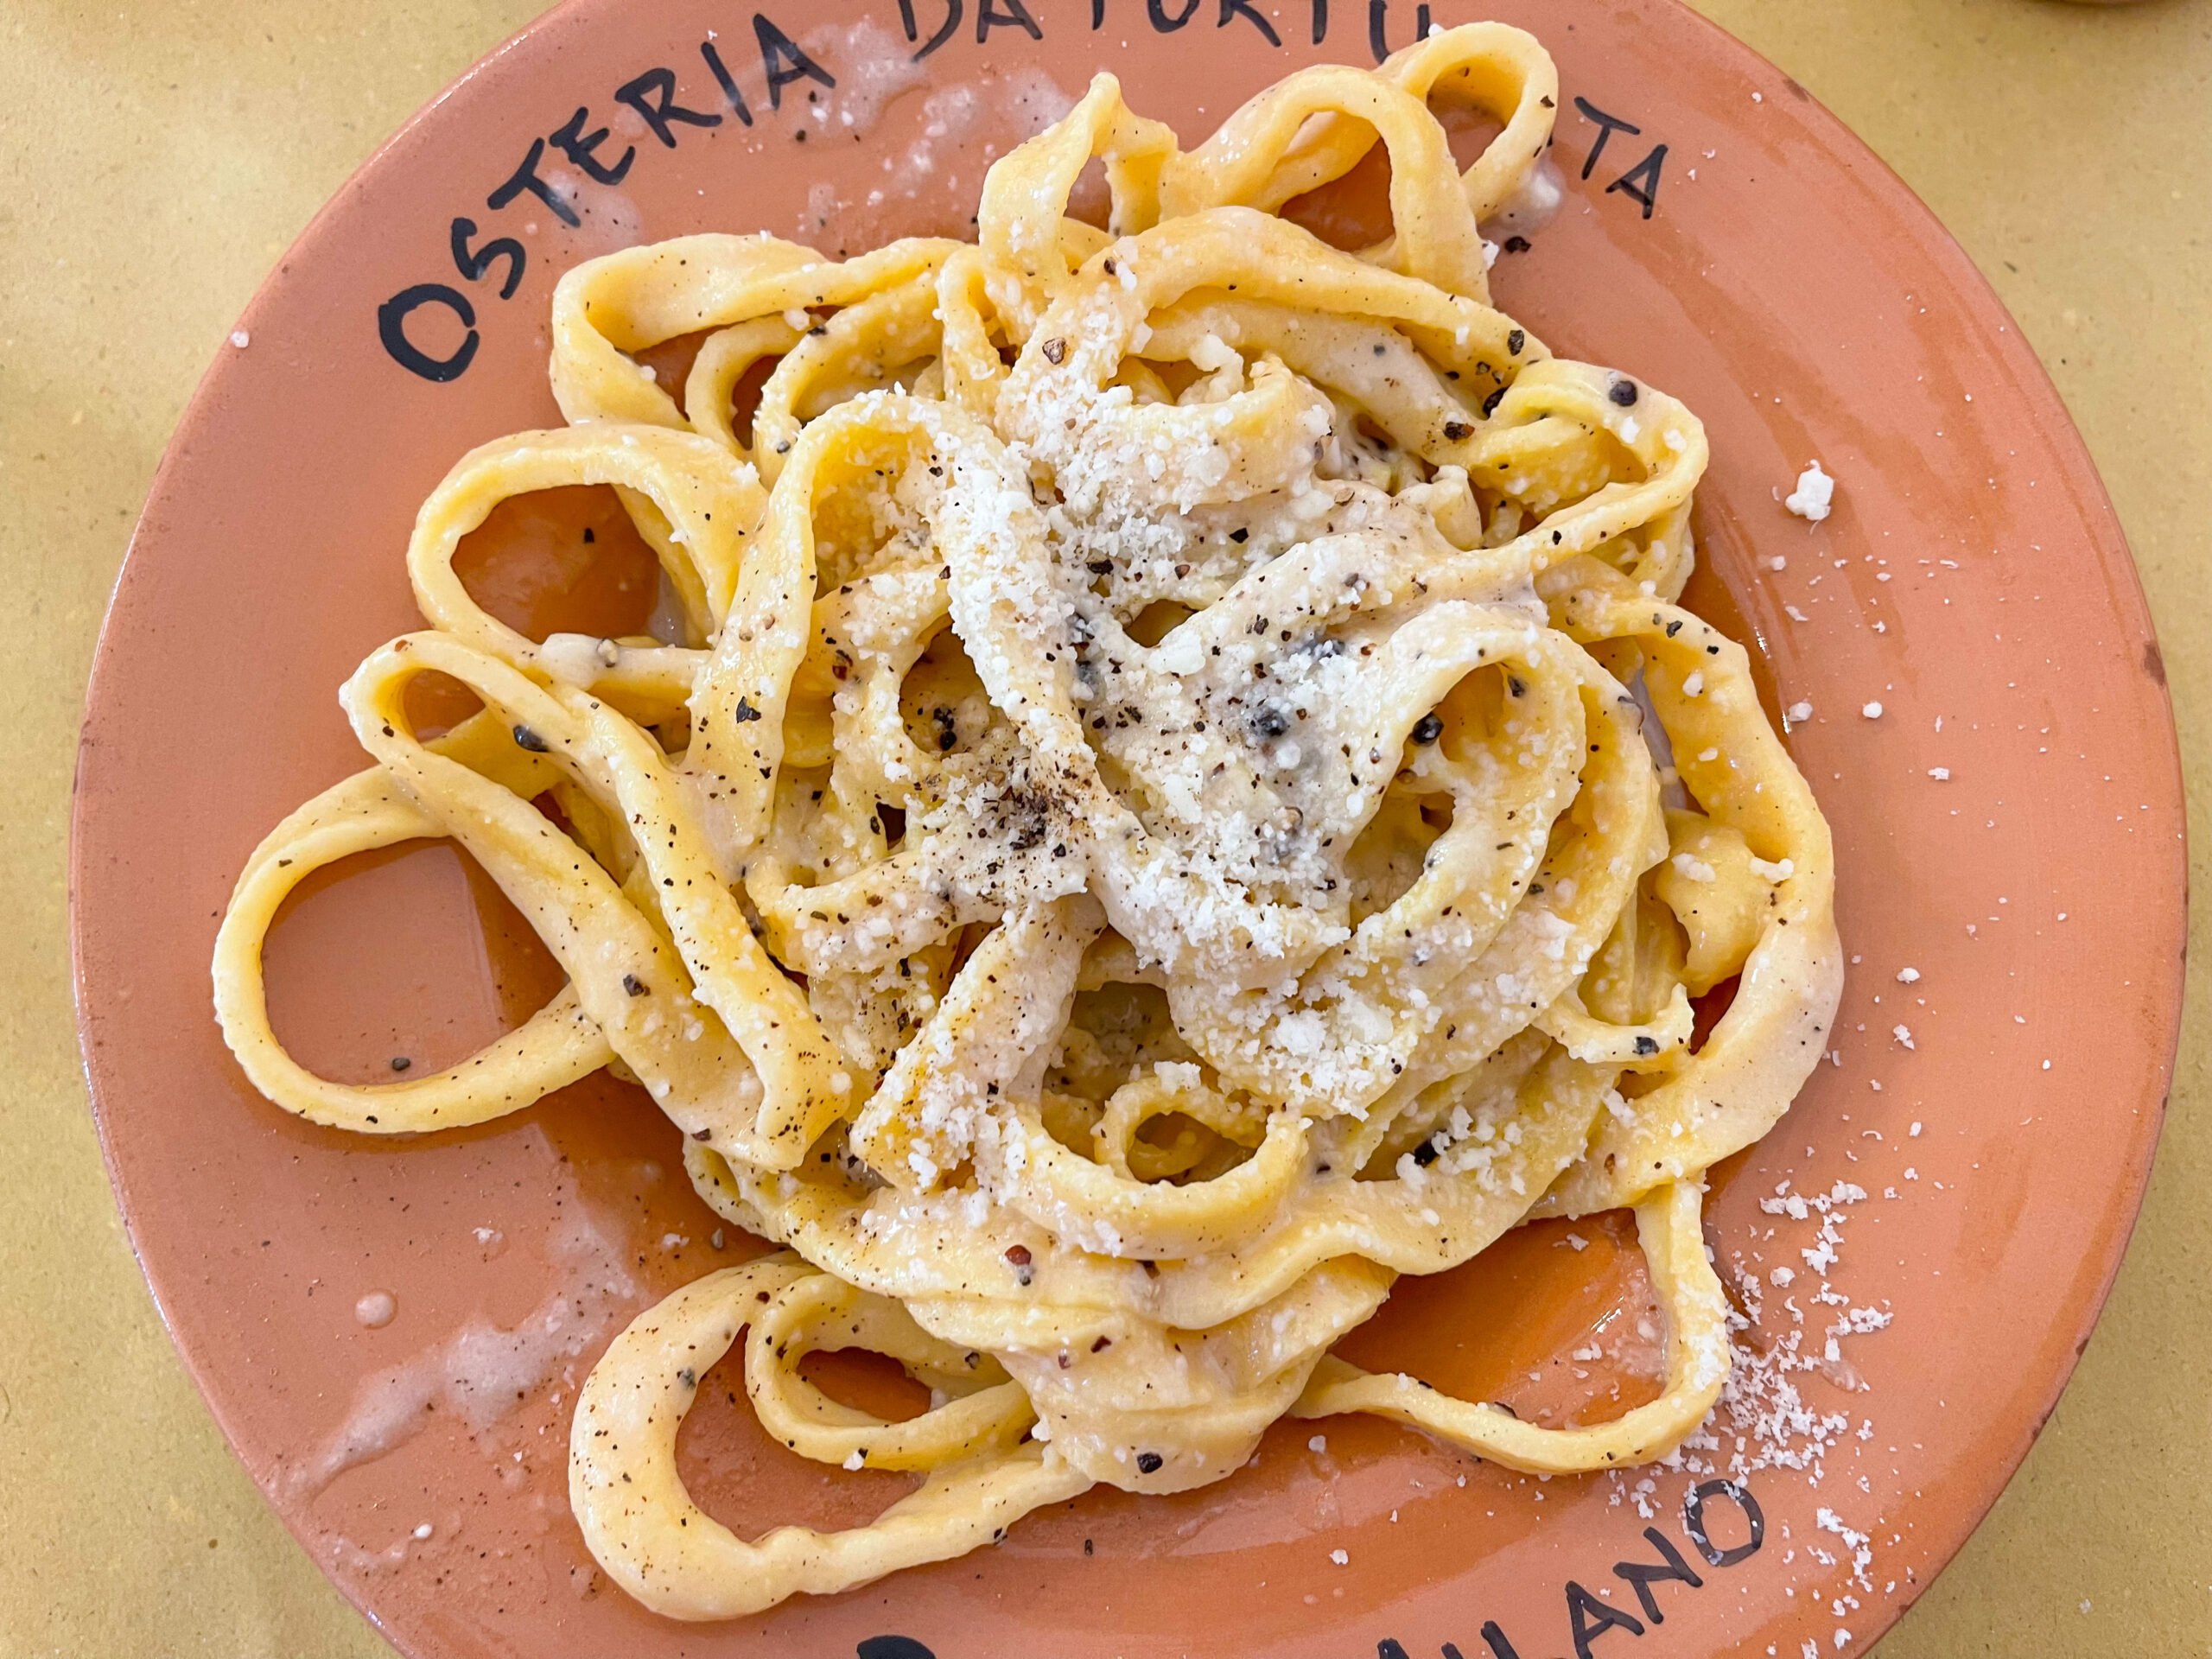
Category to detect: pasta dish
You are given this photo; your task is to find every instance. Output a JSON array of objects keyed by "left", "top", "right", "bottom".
[{"left": 213, "top": 22, "right": 1840, "bottom": 1619}]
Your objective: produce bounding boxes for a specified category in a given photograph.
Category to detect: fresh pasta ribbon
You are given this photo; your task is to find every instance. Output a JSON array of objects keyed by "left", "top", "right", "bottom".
[
  {"left": 211, "top": 713, "right": 610, "bottom": 1134},
  {"left": 570, "top": 1256, "right": 1090, "bottom": 1621},
  {"left": 1291, "top": 1179, "right": 1730, "bottom": 1471},
  {"left": 213, "top": 23, "right": 1840, "bottom": 1620},
  {"left": 1225, "top": 23, "right": 1561, "bottom": 240}
]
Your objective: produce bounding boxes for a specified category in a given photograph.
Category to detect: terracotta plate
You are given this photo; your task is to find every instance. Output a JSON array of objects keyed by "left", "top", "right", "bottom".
[{"left": 71, "top": 1, "right": 2186, "bottom": 1655}]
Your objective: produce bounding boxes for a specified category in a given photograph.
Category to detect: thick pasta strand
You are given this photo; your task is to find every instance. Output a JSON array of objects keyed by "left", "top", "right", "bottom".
[{"left": 211, "top": 22, "right": 1840, "bottom": 1620}]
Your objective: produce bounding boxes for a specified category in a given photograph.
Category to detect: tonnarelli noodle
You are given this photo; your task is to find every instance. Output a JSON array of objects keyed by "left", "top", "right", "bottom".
[{"left": 213, "top": 24, "right": 1840, "bottom": 1618}]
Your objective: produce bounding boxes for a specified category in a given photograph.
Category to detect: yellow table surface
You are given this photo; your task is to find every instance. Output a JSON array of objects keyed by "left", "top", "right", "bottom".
[{"left": 1, "top": 0, "right": 2202, "bottom": 1652}]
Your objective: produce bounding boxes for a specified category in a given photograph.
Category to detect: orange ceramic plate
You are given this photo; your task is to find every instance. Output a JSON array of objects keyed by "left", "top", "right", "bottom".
[{"left": 71, "top": 2, "right": 2185, "bottom": 1656}]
